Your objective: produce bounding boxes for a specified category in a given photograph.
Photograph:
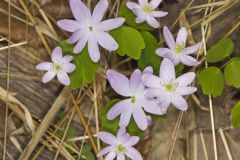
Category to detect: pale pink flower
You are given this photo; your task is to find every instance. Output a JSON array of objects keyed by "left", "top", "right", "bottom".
[{"left": 36, "top": 47, "right": 75, "bottom": 85}]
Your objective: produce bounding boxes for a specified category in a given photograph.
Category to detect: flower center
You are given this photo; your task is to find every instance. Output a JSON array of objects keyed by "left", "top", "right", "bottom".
[
  {"left": 88, "top": 26, "right": 93, "bottom": 32},
  {"left": 117, "top": 144, "right": 126, "bottom": 153},
  {"left": 54, "top": 63, "right": 62, "bottom": 71},
  {"left": 175, "top": 44, "right": 185, "bottom": 53},
  {"left": 143, "top": 5, "right": 152, "bottom": 13},
  {"left": 164, "top": 81, "right": 178, "bottom": 92},
  {"left": 131, "top": 96, "right": 136, "bottom": 103}
]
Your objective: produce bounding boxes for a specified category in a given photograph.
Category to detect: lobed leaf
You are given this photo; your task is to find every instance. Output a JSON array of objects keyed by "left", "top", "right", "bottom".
[
  {"left": 138, "top": 31, "right": 162, "bottom": 74},
  {"left": 110, "top": 26, "right": 145, "bottom": 60},
  {"left": 224, "top": 57, "right": 240, "bottom": 88},
  {"left": 231, "top": 101, "right": 240, "bottom": 128},
  {"left": 206, "top": 38, "right": 234, "bottom": 63},
  {"left": 197, "top": 67, "right": 224, "bottom": 97},
  {"left": 59, "top": 40, "right": 98, "bottom": 89}
]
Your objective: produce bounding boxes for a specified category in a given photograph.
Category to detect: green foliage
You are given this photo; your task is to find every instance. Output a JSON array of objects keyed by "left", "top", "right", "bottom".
[
  {"left": 110, "top": 26, "right": 145, "bottom": 60},
  {"left": 206, "top": 38, "right": 234, "bottom": 63},
  {"left": 231, "top": 101, "right": 240, "bottom": 128},
  {"left": 100, "top": 99, "right": 143, "bottom": 138},
  {"left": 119, "top": 4, "right": 154, "bottom": 31},
  {"left": 197, "top": 67, "right": 224, "bottom": 97},
  {"left": 66, "top": 144, "right": 95, "bottom": 160},
  {"left": 175, "top": 63, "right": 185, "bottom": 77},
  {"left": 224, "top": 57, "right": 240, "bottom": 88},
  {"left": 59, "top": 40, "right": 98, "bottom": 89},
  {"left": 138, "top": 31, "right": 162, "bottom": 74}
]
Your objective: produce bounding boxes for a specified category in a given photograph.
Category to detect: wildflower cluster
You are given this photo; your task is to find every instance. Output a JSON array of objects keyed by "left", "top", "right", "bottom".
[{"left": 36, "top": 0, "right": 201, "bottom": 159}]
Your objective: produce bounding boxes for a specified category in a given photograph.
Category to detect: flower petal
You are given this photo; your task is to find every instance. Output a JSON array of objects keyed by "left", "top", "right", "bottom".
[
  {"left": 106, "top": 70, "right": 131, "bottom": 96},
  {"left": 92, "top": 0, "right": 108, "bottom": 23},
  {"left": 126, "top": 136, "right": 139, "bottom": 146},
  {"left": 180, "top": 54, "right": 199, "bottom": 66},
  {"left": 176, "top": 27, "right": 187, "bottom": 45},
  {"left": 97, "top": 146, "right": 113, "bottom": 157},
  {"left": 130, "top": 69, "right": 142, "bottom": 94},
  {"left": 132, "top": 8, "right": 146, "bottom": 23},
  {"left": 96, "top": 17, "right": 125, "bottom": 31},
  {"left": 138, "top": 0, "right": 148, "bottom": 6},
  {"left": 61, "top": 55, "right": 73, "bottom": 63},
  {"left": 133, "top": 108, "right": 148, "bottom": 130},
  {"left": 36, "top": 62, "right": 53, "bottom": 71},
  {"left": 126, "top": 2, "right": 140, "bottom": 10},
  {"left": 125, "top": 147, "right": 143, "bottom": 160},
  {"left": 142, "top": 99, "right": 163, "bottom": 115},
  {"left": 150, "top": 0, "right": 163, "bottom": 9},
  {"left": 185, "top": 43, "right": 201, "bottom": 55},
  {"left": 95, "top": 31, "right": 118, "bottom": 51},
  {"left": 62, "top": 63, "right": 76, "bottom": 73},
  {"left": 151, "top": 11, "right": 168, "bottom": 17},
  {"left": 117, "top": 127, "right": 127, "bottom": 138},
  {"left": 175, "top": 72, "right": 195, "bottom": 86},
  {"left": 68, "top": 29, "right": 88, "bottom": 44},
  {"left": 98, "top": 131, "right": 116, "bottom": 145},
  {"left": 105, "top": 151, "right": 116, "bottom": 160},
  {"left": 163, "top": 26, "right": 176, "bottom": 49},
  {"left": 176, "top": 86, "right": 197, "bottom": 95},
  {"left": 141, "top": 74, "right": 160, "bottom": 88},
  {"left": 119, "top": 109, "right": 132, "bottom": 128},
  {"left": 158, "top": 95, "right": 171, "bottom": 113},
  {"left": 88, "top": 36, "right": 101, "bottom": 62},
  {"left": 57, "top": 20, "right": 82, "bottom": 32},
  {"left": 107, "top": 99, "right": 130, "bottom": 120},
  {"left": 57, "top": 72, "right": 70, "bottom": 85},
  {"left": 42, "top": 71, "right": 56, "bottom": 83},
  {"left": 144, "top": 88, "right": 161, "bottom": 97},
  {"left": 143, "top": 66, "right": 153, "bottom": 75},
  {"left": 70, "top": 0, "right": 91, "bottom": 22},
  {"left": 73, "top": 35, "right": 89, "bottom": 53},
  {"left": 52, "top": 47, "right": 62, "bottom": 63},
  {"left": 156, "top": 48, "right": 173, "bottom": 57},
  {"left": 117, "top": 153, "right": 125, "bottom": 160},
  {"left": 146, "top": 15, "right": 160, "bottom": 28},
  {"left": 172, "top": 94, "right": 188, "bottom": 110},
  {"left": 160, "top": 58, "right": 176, "bottom": 80}
]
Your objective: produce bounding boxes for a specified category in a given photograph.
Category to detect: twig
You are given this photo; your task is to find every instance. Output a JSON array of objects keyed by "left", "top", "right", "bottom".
[
  {"left": 219, "top": 129, "right": 233, "bottom": 160},
  {"left": 70, "top": 93, "right": 99, "bottom": 155},
  {"left": 0, "top": 41, "right": 27, "bottom": 51},
  {"left": 199, "top": 130, "right": 209, "bottom": 160},
  {"left": 19, "top": 87, "right": 71, "bottom": 160},
  {"left": 18, "top": 0, "right": 52, "bottom": 56}
]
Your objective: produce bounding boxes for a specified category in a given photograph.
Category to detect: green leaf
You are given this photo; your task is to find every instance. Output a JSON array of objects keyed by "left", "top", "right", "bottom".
[
  {"left": 197, "top": 67, "right": 224, "bottom": 97},
  {"left": 110, "top": 26, "right": 145, "bottom": 60},
  {"left": 119, "top": 4, "right": 154, "bottom": 31},
  {"left": 175, "top": 63, "right": 185, "bottom": 77},
  {"left": 100, "top": 99, "right": 143, "bottom": 138},
  {"left": 59, "top": 40, "right": 98, "bottom": 89},
  {"left": 231, "top": 101, "right": 240, "bottom": 128},
  {"left": 138, "top": 31, "right": 162, "bottom": 74},
  {"left": 206, "top": 38, "right": 234, "bottom": 63},
  {"left": 224, "top": 57, "right": 240, "bottom": 88},
  {"left": 100, "top": 99, "right": 120, "bottom": 135}
]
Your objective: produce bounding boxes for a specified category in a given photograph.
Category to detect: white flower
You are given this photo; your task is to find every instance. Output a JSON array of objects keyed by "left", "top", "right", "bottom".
[
  {"left": 156, "top": 26, "right": 201, "bottom": 66},
  {"left": 57, "top": 0, "right": 125, "bottom": 62},
  {"left": 106, "top": 67, "right": 164, "bottom": 130},
  {"left": 127, "top": 0, "right": 168, "bottom": 28},
  {"left": 98, "top": 128, "right": 143, "bottom": 160},
  {"left": 36, "top": 47, "right": 75, "bottom": 85},
  {"left": 142, "top": 58, "right": 197, "bottom": 112}
]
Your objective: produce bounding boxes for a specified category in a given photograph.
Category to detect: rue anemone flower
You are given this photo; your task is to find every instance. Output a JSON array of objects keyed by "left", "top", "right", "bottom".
[
  {"left": 156, "top": 26, "right": 201, "bottom": 66},
  {"left": 98, "top": 128, "right": 143, "bottom": 160},
  {"left": 127, "top": 0, "right": 168, "bottom": 28},
  {"left": 57, "top": 0, "right": 125, "bottom": 62},
  {"left": 106, "top": 67, "right": 164, "bottom": 130},
  {"left": 36, "top": 47, "right": 75, "bottom": 86},
  {"left": 142, "top": 58, "right": 197, "bottom": 112}
]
